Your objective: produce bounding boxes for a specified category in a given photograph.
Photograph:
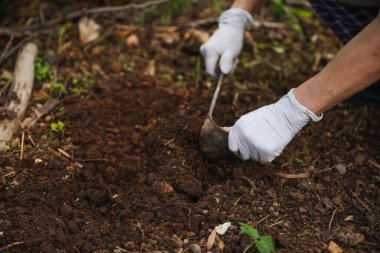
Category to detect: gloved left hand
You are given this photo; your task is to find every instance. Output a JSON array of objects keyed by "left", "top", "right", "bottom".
[
  {"left": 228, "top": 89, "right": 323, "bottom": 163},
  {"left": 200, "top": 8, "right": 254, "bottom": 77}
]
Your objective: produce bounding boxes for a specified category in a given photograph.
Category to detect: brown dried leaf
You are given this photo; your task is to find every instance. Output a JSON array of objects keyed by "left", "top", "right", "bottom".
[
  {"left": 1, "top": 69, "right": 12, "bottom": 80},
  {"left": 78, "top": 17, "right": 101, "bottom": 45},
  {"left": 206, "top": 229, "right": 216, "bottom": 251},
  {"left": 126, "top": 33, "right": 139, "bottom": 48},
  {"left": 325, "top": 241, "right": 343, "bottom": 253},
  {"left": 144, "top": 60, "right": 156, "bottom": 77},
  {"left": 184, "top": 29, "right": 210, "bottom": 44}
]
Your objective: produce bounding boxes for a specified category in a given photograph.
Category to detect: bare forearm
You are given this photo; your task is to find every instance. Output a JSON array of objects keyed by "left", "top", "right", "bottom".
[
  {"left": 231, "top": 0, "right": 266, "bottom": 13},
  {"left": 294, "top": 13, "right": 380, "bottom": 115}
]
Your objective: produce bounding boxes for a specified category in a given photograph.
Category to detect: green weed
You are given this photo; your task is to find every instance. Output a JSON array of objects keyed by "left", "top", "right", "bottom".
[
  {"left": 272, "top": 0, "right": 305, "bottom": 36},
  {"left": 51, "top": 120, "right": 65, "bottom": 139},
  {"left": 3, "top": 145, "right": 11, "bottom": 151},
  {"left": 160, "top": 0, "right": 192, "bottom": 25},
  {"left": 35, "top": 58, "right": 53, "bottom": 81},
  {"left": 47, "top": 82, "right": 66, "bottom": 97},
  {"left": 239, "top": 222, "right": 275, "bottom": 253}
]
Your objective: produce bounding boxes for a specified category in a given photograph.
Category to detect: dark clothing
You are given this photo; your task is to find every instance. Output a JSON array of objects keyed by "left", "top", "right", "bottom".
[
  {"left": 310, "top": 0, "right": 380, "bottom": 105},
  {"left": 310, "top": 0, "right": 378, "bottom": 44}
]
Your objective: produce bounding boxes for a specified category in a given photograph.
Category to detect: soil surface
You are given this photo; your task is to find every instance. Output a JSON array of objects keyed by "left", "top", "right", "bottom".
[{"left": 0, "top": 1, "right": 379, "bottom": 253}]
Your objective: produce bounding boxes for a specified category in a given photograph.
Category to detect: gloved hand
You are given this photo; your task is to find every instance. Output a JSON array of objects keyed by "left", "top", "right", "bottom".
[
  {"left": 228, "top": 89, "right": 323, "bottom": 163},
  {"left": 200, "top": 8, "right": 254, "bottom": 77}
]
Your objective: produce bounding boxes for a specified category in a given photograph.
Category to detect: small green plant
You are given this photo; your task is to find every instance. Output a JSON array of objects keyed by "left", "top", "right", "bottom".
[
  {"left": 211, "top": 0, "right": 224, "bottom": 11},
  {"left": 51, "top": 120, "right": 65, "bottom": 139},
  {"left": 160, "top": 0, "right": 192, "bottom": 25},
  {"left": 239, "top": 222, "right": 275, "bottom": 253},
  {"left": 47, "top": 82, "right": 66, "bottom": 97},
  {"left": 3, "top": 145, "right": 11, "bottom": 151},
  {"left": 272, "top": 0, "right": 304, "bottom": 36},
  {"left": 35, "top": 58, "right": 53, "bottom": 81},
  {"left": 68, "top": 76, "right": 96, "bottom": 95}
]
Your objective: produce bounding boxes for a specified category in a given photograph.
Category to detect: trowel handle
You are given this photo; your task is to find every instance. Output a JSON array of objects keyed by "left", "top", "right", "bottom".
[{"left": 208, "top": 74, "right": 224, "bottom": 118}]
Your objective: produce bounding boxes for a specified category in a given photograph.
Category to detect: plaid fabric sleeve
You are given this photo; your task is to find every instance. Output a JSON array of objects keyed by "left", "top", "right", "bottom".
[{"left": 310, "top": 0, "right": 379, "bottom": 44}]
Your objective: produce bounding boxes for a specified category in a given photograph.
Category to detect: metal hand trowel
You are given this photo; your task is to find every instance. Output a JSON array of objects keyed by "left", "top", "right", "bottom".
[{"left": 199, "top": 74, "right": 230, "bottom": 159}]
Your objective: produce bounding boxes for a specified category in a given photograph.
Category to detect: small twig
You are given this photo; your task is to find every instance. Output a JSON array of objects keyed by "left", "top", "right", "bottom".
[
  {"left": 114, "top": 247, "right": 128, "bottom": 252},
  {"left": 0, "top": 35, "right": 34, "bottom": 66},
  {"left": 242, "top": 241, "right": 255, "bottom": 253},
  {"left": 334, "top": 179, "right": 372, "bottom": 212},
  {"left": 328, "top": 207, "right": 338, "bottom": 231},
  {"left": 0, "top": 78, "right": 13, "bottom": 105},
  {"left": 136, "top": 222, "right": 145, "bottom": 239},
  {"left": 19, "top": 130, "right": 25, "bottom": 160},
  {"left": 369, "top": 160, "right": 380, "bottom": 170},
  {"left": 21, "top": 98, "right": 60, "bottom": 129},
  {"left": 57, "top": 148, "right": 71, "bottom": 159},
  {"left": 242, "top": 176, "right": 257, "bottom": 189},
  {"left": 325, "top": 232, "right": 338, "bottom": 243},
  {"left": 0, "top": 0, "right": 170, "bottom": 37},
  {"left": 233, "top": 196, "right": 242, "bottom": 206},
  {"left": 79, "top": 158, "right": 108, "bottom": 162},
  {"left": 268, "top": 220, "right": 284, "bottom": 227},
  {"left": 257, "top": 214, "right": 271, "bottom": 225},
  {"left": 276, "top": 170, "right": 310, "bottom": 179},
  {"left": 27, "top": 134, "right": 36, "bottom": 148},
  {"left": 84, "top": 27, "right": 115, "bottom": 51},
  {"left": 0, "top": 34, "right": 14, "bottom": 60},
  {"left": 350, "top": 189, "right": 371, "bottom": 212},
  {"left": 0, "top": 241, "right": 24, "bottom": 251}
]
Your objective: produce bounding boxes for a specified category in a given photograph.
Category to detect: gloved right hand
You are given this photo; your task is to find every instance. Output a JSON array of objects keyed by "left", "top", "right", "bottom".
[
  {"left": 200, "top": 8, "right": 254, "bottom": 77},
  {"left": 228, "top": 89, "right": 323, "bottom": 163}
]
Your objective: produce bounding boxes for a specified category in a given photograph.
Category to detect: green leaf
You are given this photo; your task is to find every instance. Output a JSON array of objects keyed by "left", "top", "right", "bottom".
[
  {"left": 51, "top": 123, "right": 58, "bottom": 131},
  {"left": 272, "top": 46, "right": 284, "bottom": 54},
  {"left": 239, "top": 222, "right": 260, "bottom": 239},
  {"left": 290, "top": 7, "right": 313, "bottom": 19},
  {"left": 256, "top": 236, "right": 275, "bottom": 253}
]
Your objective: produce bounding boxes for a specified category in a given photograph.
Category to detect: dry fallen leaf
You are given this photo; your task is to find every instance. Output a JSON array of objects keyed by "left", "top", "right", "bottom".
[
  {"left": 184, "top": 29, "right": 210, "bottom": 44},
  {"left": 344, "top": 215, "right": 354, "bottom": 221},
  {"left": 78, "top": 17, "right": 101, "bottom": 45},
  {"left": 34, "top": 158, "right": 43, "bottom": 164},
  {"left": 325, "top": 241, "right": 343, "bottom": 253},
  {"left": 215, "top": 222, "right": 231, "bottom": 235},
  {"left": 154, "top": 26, "right": 180, "bottom": 45},
  {"left": 1, "top": 69, "right": 12, "bottom": 80},
  {"left": 144, "top": 60, "right": 156, "bottom": 77},
  {"left": 206, "top": 229, "right": 217, "bottom": 250},
  {"left": 126, "top": 33, "right": 139, "bottom": 48}
]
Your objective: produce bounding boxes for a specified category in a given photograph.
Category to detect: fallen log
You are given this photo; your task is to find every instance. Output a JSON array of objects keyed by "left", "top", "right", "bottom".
[{"left": 0, "top": 42, "right": 37, "bottom": 149}]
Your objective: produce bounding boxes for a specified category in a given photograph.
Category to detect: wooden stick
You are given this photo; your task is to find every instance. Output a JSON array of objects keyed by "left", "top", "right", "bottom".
[
  {"left": 0, "top": 43, "right": 37, "bottom": 149},
  {"left": 0, "top": 0, "right": 170, "bottom": 37},
  {"left": 19, "top": 130, "right": 25, "bottom": 160},
  {"left": 369, "top": 160, "right": 380, "bottom": 170},
  {"left": 276, "top": 171, "right": 310, "bottom": 179},
  {"left": 0, "top": 241, "right": 24, "bottom": 251},
  {"left": 328, "top": 207, "right": 338, "bottom": 231},
  {"left": 21, "top": 98, "right": 59, "bottom": 129}
]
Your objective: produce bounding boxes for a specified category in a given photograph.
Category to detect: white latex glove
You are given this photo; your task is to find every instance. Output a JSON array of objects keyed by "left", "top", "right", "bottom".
[
  {"left": 229, "top": 89, "right": 323, "bottom": 163},
  {"left": 200, "top": 8, "right": 254, "bottom": 77}
]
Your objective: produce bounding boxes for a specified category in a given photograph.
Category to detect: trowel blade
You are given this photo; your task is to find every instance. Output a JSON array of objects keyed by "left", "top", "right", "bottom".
[{"left": 199, "top": 117, "right": 230, "bottom": 160}]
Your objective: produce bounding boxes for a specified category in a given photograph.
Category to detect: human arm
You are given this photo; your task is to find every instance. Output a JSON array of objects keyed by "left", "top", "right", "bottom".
[
  {"left": 232, "top": 0, "right": 266, "bottom": 12},
  {"left": 229, "top": 11, "right": 380, "bottom": 163},
  {"left": 294, "top": 11, "right": 380, "bottom": 115}
]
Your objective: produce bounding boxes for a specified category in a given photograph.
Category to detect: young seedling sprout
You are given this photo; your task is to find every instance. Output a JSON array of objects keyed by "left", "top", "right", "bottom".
[
  {"left": 239, "top": 222, "right": 275, "bottom": 253},
  {"left": 51, "top": 120, "right": 65, "bottom": 140}
]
